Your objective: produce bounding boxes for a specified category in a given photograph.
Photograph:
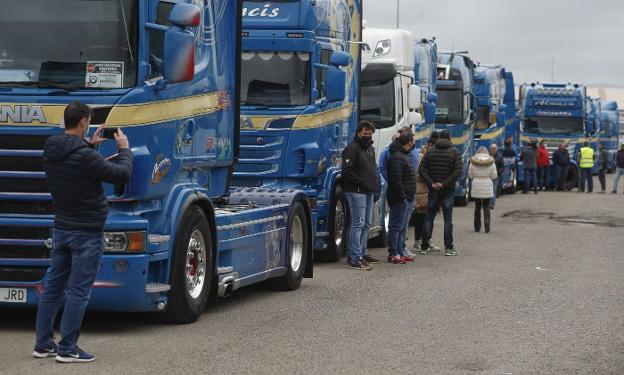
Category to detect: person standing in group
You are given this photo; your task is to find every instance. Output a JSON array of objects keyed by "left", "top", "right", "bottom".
[
  {"left": 341, "top": 121, "right": 381, "bottom": 270},
  {"left": 34, "top": 102, "right": 133, "bottom": 363},
  {"left": 596, "top": 142, "right": 609, "bottom": 193},
  {"left": 469, "top": 146, "right": 498, "bottom": 233},
  {"left": 578, "top": 141, "right": 595, "bottom": 193},
  {"left": 537, "top": 139, "right": 550, "bottom": 191},
  {"left": 489, "top": 143, "right": 503, "bottom": 209},
  {"left": 386, "top": 131, "right": 417, "bottom": 264},
  {"left": 552, "top": 143, "right": 570, "bottom": 191},
  {"left": 418, "top": 130, "right": 462, "bottom": 256},
  {"left": 503, "top": 136, "right": 517, "bottom": 158},
  {"left": 413, "top": 133, "right": 441, "bottom": 254},
  {"left": 521, "top": 142, "right": 538, "bottom": 194},
  {"left": 612, "top": 143, "right": 624, "bottom": 194}
]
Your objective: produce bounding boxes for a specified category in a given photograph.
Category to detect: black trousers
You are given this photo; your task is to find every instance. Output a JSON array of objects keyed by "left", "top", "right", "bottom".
[
  {"left": 598, "top": 168, "right": 606, "bottom": 191},
  {"left": 474, "top": 198, "right": 491, "bottom": 232},
  {"left": 413, "top": 212, "right": 426, "bottom": 242}
]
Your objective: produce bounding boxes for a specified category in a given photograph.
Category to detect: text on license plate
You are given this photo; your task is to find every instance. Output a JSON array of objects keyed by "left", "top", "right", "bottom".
[{"left": 0, "top": 288, "right": 27, "bottom": 303}]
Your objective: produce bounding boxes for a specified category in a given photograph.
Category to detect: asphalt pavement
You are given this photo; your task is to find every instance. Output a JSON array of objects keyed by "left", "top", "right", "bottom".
[{"left": 2, "top": 176, "right": 623, "bottom": 375}]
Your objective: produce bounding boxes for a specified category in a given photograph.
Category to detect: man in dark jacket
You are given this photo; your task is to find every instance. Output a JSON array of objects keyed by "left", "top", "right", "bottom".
[
  {"left": 34, "top": 102, "right": 132, "bottom": 362},
  {"left": 521, "top": 142, "right": 538, "bottom": 194},
  {"left": 342, "top": 121, "right": 381, "bottom": 270},
  {"left": 612, "top": 143, "right": 624, "bottom": 193},
  {"left": 552, "top": 143, "right": 570, "bottom": 191},
  {"left": 386, "top": 131, "right": 416, "bottom": 264},
  {"left": 597, "top": 142, "right": 609, "bottom": 193},
  {"left": 418, "top": 130, "right": 462, "bottom": 256}
]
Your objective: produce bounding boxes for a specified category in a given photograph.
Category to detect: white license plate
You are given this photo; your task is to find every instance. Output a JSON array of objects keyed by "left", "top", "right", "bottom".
[{"left": 0, "top": 287, "right": 27, "bottom": 303}]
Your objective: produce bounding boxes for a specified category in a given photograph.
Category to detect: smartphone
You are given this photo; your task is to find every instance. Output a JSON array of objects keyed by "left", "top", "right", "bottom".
[{"left": 101, "top": 128, "right": 118, "bottom": 139}]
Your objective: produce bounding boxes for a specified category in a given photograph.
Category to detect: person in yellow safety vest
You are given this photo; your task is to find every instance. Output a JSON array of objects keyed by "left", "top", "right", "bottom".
[{"left": 578, "top": 141, "right": 595, "bottom": 193}]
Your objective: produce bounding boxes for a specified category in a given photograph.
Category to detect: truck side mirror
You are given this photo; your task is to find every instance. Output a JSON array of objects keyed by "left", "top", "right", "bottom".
[
  {"left": 330, "top": 51, "right": 351, "bottom": 67},
  {"left": 407, "top": 85, "right": 421, "bottom": 110},
  {"left": 325, "top": 68, "right": 346, "bottom": 102},
  {"left": 408, "top": 111, "right": 423, "bottom": 126},
  {"left": 162, "top": 3, "right": 200, "bottom": 84},
  {"left": 427, "top": 92, "right": 437, "bottom": 103}
]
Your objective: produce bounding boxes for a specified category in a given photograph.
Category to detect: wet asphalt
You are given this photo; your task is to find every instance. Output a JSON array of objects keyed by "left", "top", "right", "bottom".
[{"left": 1, "top": 176, "right": 623, "bottom": 375}]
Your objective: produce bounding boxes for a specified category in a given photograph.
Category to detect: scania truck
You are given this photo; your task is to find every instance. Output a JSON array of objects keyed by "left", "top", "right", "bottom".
[
  {"left": 413, "top": 38, "right": 438, "bottom": 137},
  {"left": 473, "top": 65, "right": 507, "bottom": 152},
  {"left": 0, "top": 0, "right": 312, "bottom": 323},
  {"left": 435, "top": 52, "right": 476, "bottom": 205},
  {"left": 233, "top": 0, "right": 361, "bottom": 262}
]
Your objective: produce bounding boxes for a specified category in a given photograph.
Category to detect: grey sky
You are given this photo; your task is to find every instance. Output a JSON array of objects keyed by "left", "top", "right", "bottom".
[{"left": 363, "top": 0, "right": 624, "bottom": 87}]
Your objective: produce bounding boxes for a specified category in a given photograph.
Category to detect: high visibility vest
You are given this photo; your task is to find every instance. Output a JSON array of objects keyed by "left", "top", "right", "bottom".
[{"left": 579, "top": 147, "right": 595, "bottom": 168}]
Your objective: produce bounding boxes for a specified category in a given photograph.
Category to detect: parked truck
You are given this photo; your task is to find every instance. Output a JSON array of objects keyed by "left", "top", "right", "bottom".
[
  {"left": 435, "top": 52, "right": 476, "bottom": 205},
  {"left": 597, "top": 100, "right": 620, "bottom": 171},
  {"left": 413, "top": 38, "right": 438, "bottom": 142},
  {"left": 0, "top": 0, "right": 312, "bottom": 323},
  {"left": 233, "top": 0, "right": 361, "bottom": 262},
  {"left": 473, "top": 65, "right": 508, "bottom": 153}
]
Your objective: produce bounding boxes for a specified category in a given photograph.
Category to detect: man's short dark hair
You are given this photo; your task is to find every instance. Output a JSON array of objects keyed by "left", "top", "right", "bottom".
[
  {"left": 398, "top": 131, "right": 414, "bottom": 145},
  {"left": 357, "top": 120, "right": 376, "bottom": 133},
  {"left": 399, "top": 126, "right": 411, "bottom": 134},
  {"left": 583, "top": 141, "right": 589, "bottom": 147},
  {"left": 64, "top": 102, "right": 93, "bottom": 130},
  {"left": 439, "top": 130, "right": 451, "bottom": 140}
]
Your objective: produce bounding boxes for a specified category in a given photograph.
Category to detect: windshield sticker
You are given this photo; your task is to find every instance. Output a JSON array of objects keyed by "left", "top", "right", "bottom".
[{"left": 85, "top": 62, "right": 124, "bottom": 89}]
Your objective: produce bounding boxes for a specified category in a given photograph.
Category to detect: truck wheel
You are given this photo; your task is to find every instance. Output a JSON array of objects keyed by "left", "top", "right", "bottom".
[
  {"left": 565, "top": 163, "right": 579, "bottom": 191},
  {"left": 163, "top": 206, "right": 213, "bottom": 324},
  {"left": 319, "top": 186, "right": 348, "bottom": 262},
  {"left": 272, "top": 202, "right": 309, "bottom": 291},
  {"left": 454, "top": 189, "right": 468, "bottom": 206},
  {"left": 368, "top": 206, "right": 388, "bottom": 248}
]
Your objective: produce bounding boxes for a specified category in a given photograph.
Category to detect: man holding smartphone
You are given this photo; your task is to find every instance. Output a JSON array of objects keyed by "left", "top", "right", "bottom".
[{"left": 33, "top": 101, "right": 132, "bottom": 363}]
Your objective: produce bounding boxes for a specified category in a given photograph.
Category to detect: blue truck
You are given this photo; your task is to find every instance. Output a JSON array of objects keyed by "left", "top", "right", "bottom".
[
  {"left": 517, "top": 82, "right": 608, "bottom": 190},
  {"left": 413, "top": 38, "right": 438, "bottom": 144},
  {"left": 234, "top": 0, "right": 362, "bottom": 262},
  {"left": 472, "top": 65, "right": 508, "bottom": 153},
  {"left": 0, "top": 0, "right": 313, "bottom": 323},
  {"left": 597, "top": 100, "right": 620, "bottom": 171},
  {"left": 435, "top": 52, "right": 477, "bottom": 205}
]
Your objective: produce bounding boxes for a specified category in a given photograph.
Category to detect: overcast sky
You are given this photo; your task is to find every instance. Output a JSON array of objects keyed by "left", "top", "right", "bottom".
[{"left": 363, "top": 0, "right": 624, "bottom": 87}]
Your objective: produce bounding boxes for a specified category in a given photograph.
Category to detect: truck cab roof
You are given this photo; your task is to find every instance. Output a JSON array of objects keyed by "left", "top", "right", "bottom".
[{"left": 362, "top": 27, "right": 414, "bottom": 71}]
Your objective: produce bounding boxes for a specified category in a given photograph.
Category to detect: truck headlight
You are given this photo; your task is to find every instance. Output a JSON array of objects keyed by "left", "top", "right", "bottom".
[
  {"left": 104, "top": 231, "right": 146, "bottom": 252},
  {"left": 373, "top": 39, "right": 391, "bottom": 57}
]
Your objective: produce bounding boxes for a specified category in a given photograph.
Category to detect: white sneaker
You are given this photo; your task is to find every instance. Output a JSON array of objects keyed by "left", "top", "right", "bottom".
[
  {"left": 412, "top": 240, "right": 421, "bottom": 252},
  {"left": 428, "top": 244, "right": 441, "bottom": 252},
  {"left": 403, "top": 248, "right": 417, "bottom": 258}
]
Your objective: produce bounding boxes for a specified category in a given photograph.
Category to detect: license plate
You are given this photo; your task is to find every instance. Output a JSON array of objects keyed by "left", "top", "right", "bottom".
[{"left": 0, "top": 287, "right": 27, "bottom": 303}]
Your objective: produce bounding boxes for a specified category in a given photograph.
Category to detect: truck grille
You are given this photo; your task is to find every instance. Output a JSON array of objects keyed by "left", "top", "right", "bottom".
[
  {"left": 0, "top": 226, "right": 51, "bottom": 259},
  {"left": 0, "top": 135, "right": 48, "bottom": 150},
  {"left": 0, "top": 177, "right": 49, "bottom": 193},
  {"left": 0, "top": 157, "right": 44, "bottom": 172},
  {"left": 235, "top": 163, "right": 278, "bottom": 174},
  {"left": 0, "top": 200, "right": 54, "bottom": 215},
  {"left": 0, "top": 245, "right": 50, "bottom": 259},
  {"left": 0, "top": 266, "right": 47, "bottom": 282}
]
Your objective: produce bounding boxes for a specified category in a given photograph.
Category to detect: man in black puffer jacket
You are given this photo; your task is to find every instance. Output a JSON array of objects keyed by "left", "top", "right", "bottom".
[
  {"left": 418, "top": 130, "right": 462, "bottom": 256},
  {"left": 34, "top": 102, "right": 132, "bottom": 363},
  {"left": 341, "top": 121, "right": 381, "bottom": 270},
  {"left": 386, "top": 131, "right": 416, "bottom": 263}
]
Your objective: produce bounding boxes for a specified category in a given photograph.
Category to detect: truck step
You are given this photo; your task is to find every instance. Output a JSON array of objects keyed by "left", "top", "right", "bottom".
[{"left": 145, "top": 283, "right": 170, "bottom": 293}]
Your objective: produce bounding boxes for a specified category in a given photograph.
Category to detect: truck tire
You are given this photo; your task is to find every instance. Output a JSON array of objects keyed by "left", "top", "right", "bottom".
[
  {"left": 163, "top": 206, "right": 213, "bottom": 324},
  {"left": 271, "top": 202, "right": 309, "bottom": 291},
  {"left": 368, "top": 205, "right": 388, "bottom": 248},
  {"left": 455, "top": 188, "right": 468, "bottom": 206},
  {"left": 319, "top": 186, "right": 348, "bottom": 262},
  {"left": 565, "top": 163, "right": 579, "bottom": 191}
]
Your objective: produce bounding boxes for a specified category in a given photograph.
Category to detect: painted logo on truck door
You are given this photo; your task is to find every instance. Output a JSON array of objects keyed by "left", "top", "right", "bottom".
[{"left": 0, "top": 104, "right": 47, "bottom": 124}]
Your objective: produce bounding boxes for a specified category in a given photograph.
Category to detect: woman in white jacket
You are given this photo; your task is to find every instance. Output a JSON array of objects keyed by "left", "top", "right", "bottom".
[{"left": 469, "top": 146, "right": 498, "bottom": 233}]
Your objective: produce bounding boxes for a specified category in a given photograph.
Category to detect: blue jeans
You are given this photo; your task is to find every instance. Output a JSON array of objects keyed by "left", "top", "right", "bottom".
[
  {"left": 388, "top": 199, "right": 412, "bottom": 256},
  {"left": 35, "top": 228, "right": 104, "bottom": 354},
  {"left": 422, "top": 189, "right": 455, "bottom": 250},
  {"left": 579, "top": 168, "right": 593, "bottom": 192},
  {"left": 523, "top": 168, "right": 538, "bottom": 192},
  {"left": 613, "top": 167, "right": 624, "bottom": 192},
  {"left": 345, "top": 192, "right": 374, "bottom": 261}
]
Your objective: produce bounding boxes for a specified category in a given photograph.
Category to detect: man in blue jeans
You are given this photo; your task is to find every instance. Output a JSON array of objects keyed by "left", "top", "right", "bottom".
[
  {"left": 33, "top": 102, "right": 133, "bottom": 362},
  {"left": 341, "top": 121, "right": 381, "bottom": 270},
  {"left": 418, "top": 131, "right": 462, "bottom": 255}
]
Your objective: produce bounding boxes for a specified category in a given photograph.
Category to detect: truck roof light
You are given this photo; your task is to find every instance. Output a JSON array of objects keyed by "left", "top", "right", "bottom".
[{"left": 287, "top": 33, "right": 304, "bottom": 38}]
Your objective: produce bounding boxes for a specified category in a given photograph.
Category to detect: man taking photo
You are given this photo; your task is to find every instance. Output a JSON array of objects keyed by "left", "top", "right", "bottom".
[{"left": 33, "top": 101, "right": 133, "bottom": 363}]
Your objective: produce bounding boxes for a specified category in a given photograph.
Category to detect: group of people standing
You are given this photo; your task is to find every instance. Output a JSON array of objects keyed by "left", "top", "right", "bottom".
[{"left": 341, "top": 122, "right": 464, "bottom": 270}]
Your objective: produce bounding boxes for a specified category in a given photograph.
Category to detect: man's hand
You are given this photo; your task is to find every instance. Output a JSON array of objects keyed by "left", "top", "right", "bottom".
[
  {"left": 114, "top": 128, "right": 130, "bottom": 149},
  {"left": 432, "top": 182, "right": 443, "bottom": 190},
  {"left": 90, "top": 125, "right": 108, "bottom": 145}
]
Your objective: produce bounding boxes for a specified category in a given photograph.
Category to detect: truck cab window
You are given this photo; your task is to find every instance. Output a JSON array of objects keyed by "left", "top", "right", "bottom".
[
  {"left": 315, "top": 49, "right": 332, "bottom": 100},
  {"left": 148, "top": 1, "right": 174, "bottom": 79},
  {"left": 361, "top": 79, "right": 396, "bottom": 129},
  {"left": 476, "top": 106, "right": 489, "bottom": 130}
]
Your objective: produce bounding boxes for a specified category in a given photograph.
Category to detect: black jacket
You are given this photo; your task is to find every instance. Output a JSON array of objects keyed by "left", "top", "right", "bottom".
[
  {"left": 617, "top": 149, "right": 624, "bottom": 169},
  {"left": 597, "top": 149, "right": 609, "bottom": 170},
  {"left": 44, "top": 134, "right": 133, "bottom": 231},
  {"left": 418, "top": 138, "right": 462, "bottom": 191},
  {"left": 552, "top": 148, "right": 570, "bottom": 167},
  {"left": 387, "top": 141, "right": 416, "bottom": 206},
  {"left": 492, "top": 152, "right": 504, "bottom": 175},
  {"left": 520, "top": 147, "right": 537, "bottom": 169},
  {"left": 341, "top": 136, "right": 380, "bottom": 194}
]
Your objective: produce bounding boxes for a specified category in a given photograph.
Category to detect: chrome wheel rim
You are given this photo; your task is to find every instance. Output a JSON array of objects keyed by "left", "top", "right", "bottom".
[
  {"left": 290, "top": 215, "right": 304, "bottom": 272},
  {"left": 185, "top": 230, "right": 207, "bottom": 299},
  {"left": 334, "top": 199, "right": 345, "bottom": 247}
]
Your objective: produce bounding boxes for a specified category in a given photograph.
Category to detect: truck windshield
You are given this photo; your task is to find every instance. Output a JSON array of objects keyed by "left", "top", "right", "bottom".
[
  {"left": 241, "top": 52, "right": 311, "bottom": 106},
  {"left": 476, "top": 106, "right": 489, "bottom": 130},
  {"left": 523, "top": 117, "right": 584, "bottom": 135},
  {"left": 0, "top": 0, "right": 138, "bottom": 89},
  {"left": 361, "top": 80, "right": 395, "bottom": 129},
  {"left": 436, "top": 88, "right": 463, "bottom": 124}
]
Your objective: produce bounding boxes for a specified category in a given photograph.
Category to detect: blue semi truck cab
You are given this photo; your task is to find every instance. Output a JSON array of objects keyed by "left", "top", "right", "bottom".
[
  {"left": 473, "top": 65, "right": 508, "bottom": 153},
  {"left": 0, "top": 0, "right": 313, "bottom": 323},
  {"left": 234, "top": 0, "right": 362, "bottom": 262},
  {"left": 518, "top": 82, "right": 600, "bottom": 190},
  {"left": 436, "top": 52, "right": 476, "bottom": 205},
  {"left": 413, "top": 38, "right": 438, "bottom": 141}
]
